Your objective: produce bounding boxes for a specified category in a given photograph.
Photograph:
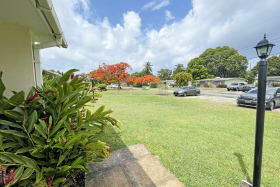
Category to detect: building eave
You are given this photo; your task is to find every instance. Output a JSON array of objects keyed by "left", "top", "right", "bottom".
[{"left": 29, "top": 0, "right": 68, "bottom": 48}]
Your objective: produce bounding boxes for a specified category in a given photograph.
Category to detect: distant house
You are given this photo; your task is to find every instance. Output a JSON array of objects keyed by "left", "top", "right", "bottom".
[
  {"left": 198, "top": 77, "right": 246, "bottom": 87},
  {"left": 0, "top": 0, "right": 67, "bottom": 97},
  {"left": 254, "top": 76, "right": 280, "bottom": 86}
]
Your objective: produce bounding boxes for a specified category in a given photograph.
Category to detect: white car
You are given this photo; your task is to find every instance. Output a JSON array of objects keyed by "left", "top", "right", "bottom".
[{"left": 107, "top": 84, "right": 120, "bottom": 89}]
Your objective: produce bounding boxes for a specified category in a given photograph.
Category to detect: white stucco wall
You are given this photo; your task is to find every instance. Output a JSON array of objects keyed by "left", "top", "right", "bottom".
[{"left": 0, "top": 23, "right": 36, "bottom": 97}]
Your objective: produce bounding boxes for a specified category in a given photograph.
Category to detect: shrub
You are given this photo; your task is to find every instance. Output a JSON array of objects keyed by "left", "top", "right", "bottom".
[
  {"left": 272, "top": 82, "right": 280, "bottom": 87},
  {"left": 173, "top": 72, "right": 193, "bottom": 87},
  {"left": 217, "top": 84, "right": 227, "bottom": 88},
  {"left": 150, "top": 82, "right": 158, "bottom": 88},
  {"left": 133, "top": 82, "right": 142, "bottom": 88},
  {"left": 97, "top": 84, "right": 107, "bottom": 91},
  {"left": 0, "top": 69, "right": 118, "bottom": 186}
]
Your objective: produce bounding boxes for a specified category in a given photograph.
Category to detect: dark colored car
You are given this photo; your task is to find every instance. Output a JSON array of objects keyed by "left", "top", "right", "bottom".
[
  {"left": 227, "top": 83, "right": 245, "bottom": 91},
  {"left": 241, "top": 84, "right": 256, "bottom": 92},
  {"left": 173, "top": 86, "right": 200, "bottom": 97},
  {"left": 237, "top": 87, "right": 280, "bottom": 110}
]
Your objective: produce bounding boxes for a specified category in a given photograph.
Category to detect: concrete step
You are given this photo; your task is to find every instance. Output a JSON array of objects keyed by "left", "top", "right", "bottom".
[{"left": 86, "top": 144, "right": 185, "bottom": 187}]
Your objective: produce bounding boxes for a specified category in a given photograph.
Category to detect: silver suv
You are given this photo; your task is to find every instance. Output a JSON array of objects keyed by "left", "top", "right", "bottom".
[{"left": 227, "top": 83, "right": 245, "bottom": 91}]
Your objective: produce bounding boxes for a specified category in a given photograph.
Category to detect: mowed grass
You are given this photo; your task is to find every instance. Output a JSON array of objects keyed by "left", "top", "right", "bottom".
[{"left": 94, "top": 89, "right": 280, "bottom": 186}]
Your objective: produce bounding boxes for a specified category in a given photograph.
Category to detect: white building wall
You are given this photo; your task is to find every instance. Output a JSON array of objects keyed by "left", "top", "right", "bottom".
[{"left": 0, "top": 23, "right": 36, "bottom": 97}]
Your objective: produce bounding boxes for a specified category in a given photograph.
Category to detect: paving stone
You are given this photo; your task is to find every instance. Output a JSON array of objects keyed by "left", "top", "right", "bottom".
[
  {"left": 86, "top": 144, "right": 185, "bottom": 187},
  {"left": 86, "top": 166, "right": 131, "bottom": 187},
  {"left": 124, "top": 155, "right": 173, "bottom": 185}
]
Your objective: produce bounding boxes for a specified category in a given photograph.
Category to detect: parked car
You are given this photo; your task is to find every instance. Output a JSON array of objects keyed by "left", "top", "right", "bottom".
[
  {"left": 241, "top": 84, "right": 256, "bottom": 92},
  {"left": 173, "top": 86, "right": 200, "bottom": 97},
  {"left": 107, "top": 84, "right": 121, "bottom": 89},
  {"left": 227, "top": 83, "right": 245, "bottom": 91},
  {"left": 237, "top": 87, "right": 280, "bottom": 110},
  {"left": 169, "top": 82, "right": 177, "bottom": 87}
]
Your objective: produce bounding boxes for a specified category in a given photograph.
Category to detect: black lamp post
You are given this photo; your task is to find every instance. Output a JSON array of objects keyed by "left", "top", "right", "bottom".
[{"left": 252, "top": 34, "right": 274, "bottom": 187}]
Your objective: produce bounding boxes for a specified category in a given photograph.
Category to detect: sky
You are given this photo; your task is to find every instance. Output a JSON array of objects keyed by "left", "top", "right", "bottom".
[{"left": 41, "top": 0, "right": 280, "bottom": 74}]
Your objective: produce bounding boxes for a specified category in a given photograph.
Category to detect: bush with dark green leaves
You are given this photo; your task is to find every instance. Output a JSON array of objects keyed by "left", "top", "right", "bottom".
[
  {"left": 133, "top": 82, "right": 142, "bottom": 88},
  {"left": 97, "top": 84, "right": 107, "bottom": 91},
  {"left": 0, "top": 69, "right": 118, "bottom": 186},
  {"left": 150, "top": 82, "right": 158, "bottom": 88}
]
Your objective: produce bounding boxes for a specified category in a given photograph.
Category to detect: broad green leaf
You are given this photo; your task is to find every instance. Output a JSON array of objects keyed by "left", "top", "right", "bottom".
[
  {"left": 60, "top": 69, "right": 79, "bottom": 82},
  {"left": 58, "top": 165, "right": 71, "bottom": 172},
  {"left": 72, "top": 165, "right": 86, "bottom": 171},
  {"left": 31, "top": 134, "right": 45, "bottom": 145},
  {"left": 53, "top": 178, "right": 66, "bottom": 185},
  {"left": 28, "top": 111, "right": 37, "bottom": 133},
  {"left": 0, "top": 119, "right": 23, "bottom": 129},
  {"left": 9, "top": 91, "right": 25, "bottom": 106},
  {"left": 20, "top": 168, "right": 34, "bottom": 180},
  {"left": 71, "top": 156, "right": 83, "bottom": 167},
  {"left": 38, "top": 119, "right": 48, "bottom": 135},
  {"left": 65, "top": 135, "right": 82, "bottom": 148},
  {"left": 50, "top": 116, "right": 67, "bottom": 137},
  {"left": 0, "top": 129, "right": 28, "bottom": 138},
  {"left": 34, "top": 124, "right": 47, "bottom": 139},
  {"left": 2, "top": 142, "right": 18, "bottom": 149},
  {"left": 16, "top": 147, "right": 32, "bottom": 154},
  {"left": 4, "top": 110, "right": 23, "bottom": 121}
]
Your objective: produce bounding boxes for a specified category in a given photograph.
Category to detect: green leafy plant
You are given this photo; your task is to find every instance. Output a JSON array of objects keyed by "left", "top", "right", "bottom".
[
  {"left": 97, "top": 84, "right": 107, "bottom": 91},
  {"left": 0, "top": 69, "right": 118, "bottom": 186},
  {"left": 150, "top": 82, "right": 158, "bottom": 88}
]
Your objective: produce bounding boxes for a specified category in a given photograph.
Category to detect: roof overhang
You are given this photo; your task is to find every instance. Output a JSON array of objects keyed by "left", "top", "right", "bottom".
[{"left": 0, "top": 0, "right": 67, "bottom": 49}]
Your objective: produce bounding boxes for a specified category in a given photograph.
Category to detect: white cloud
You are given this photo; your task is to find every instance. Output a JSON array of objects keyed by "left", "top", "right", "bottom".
[
  {"left": 165, "top": 10, "right": 175, "bottom": 21},
  {"left": 142, "top": 0, "right": 170, "bottom": 11},
  {"left": 41, "top": 0, "right": 280, "bottom": 74}
]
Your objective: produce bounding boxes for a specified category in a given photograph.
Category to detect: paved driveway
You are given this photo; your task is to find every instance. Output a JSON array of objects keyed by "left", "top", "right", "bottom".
[{"left": 181, "top": 89, "right": 280, "bottom": 113}]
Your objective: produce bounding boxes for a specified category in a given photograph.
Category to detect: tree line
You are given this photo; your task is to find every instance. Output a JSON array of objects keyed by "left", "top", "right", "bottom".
[{"left": 88, "top": 46, "right": 280, "bottom": 88}]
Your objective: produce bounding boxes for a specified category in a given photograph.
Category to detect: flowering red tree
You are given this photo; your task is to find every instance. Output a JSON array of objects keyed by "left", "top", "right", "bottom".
[
  {"left": 134, "top": 75, "right": 160, "bottom": 84},
  {"left": 126, "top": 75, "right": 137, "bottom": 86},
  {"left": 90, "top": 62, "right": 131, "bottom": 89}
]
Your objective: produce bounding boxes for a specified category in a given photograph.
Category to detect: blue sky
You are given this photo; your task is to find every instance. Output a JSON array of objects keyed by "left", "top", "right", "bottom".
[
  {"left": 41, "top": 0, "right": 280, "bottom": 74},
  {"left": 87, "top": 0, "right": 192, "bottom": 30}
]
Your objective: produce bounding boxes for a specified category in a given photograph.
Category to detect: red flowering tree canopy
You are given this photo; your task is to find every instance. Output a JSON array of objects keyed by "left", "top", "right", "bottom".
[
  {"left": 89, "top": 62, "right": 131, "bottom": 87},
  {"left": 134, "top": 75, "right": 160, "bottom": 84}
]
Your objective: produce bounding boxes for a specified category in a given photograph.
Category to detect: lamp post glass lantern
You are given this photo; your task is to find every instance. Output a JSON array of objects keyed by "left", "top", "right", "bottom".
[
  {"left": 250, "top": 34, "right": 274, "bottom": 187},
  {"left": 254, "top": 34, "right": 275, "bottom": 59}
]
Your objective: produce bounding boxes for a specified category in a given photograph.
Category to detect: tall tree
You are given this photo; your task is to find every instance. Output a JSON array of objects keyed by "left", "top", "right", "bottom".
[
  {"left": 250, "top": 56, "right": 280, "bottom": 77},
  {"left": 173, "top": 64, "right": 185, "bottom": 76},
  {"left": 90, "top": 62, "right": 131, "bottom": 89},
  {"left": 186, "top": 46, "right": 248, "bottom": 79},
  {"left": 157, "top": 69, "right": 172, "bottom": 80},
  {"left": 141, "top": 62, "right": 153, "bottom": 76}
]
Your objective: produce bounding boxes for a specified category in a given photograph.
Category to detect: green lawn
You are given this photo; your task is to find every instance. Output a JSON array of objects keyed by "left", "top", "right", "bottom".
[{"left": 95, "top": 89, "right": 280, "bottom": 186}]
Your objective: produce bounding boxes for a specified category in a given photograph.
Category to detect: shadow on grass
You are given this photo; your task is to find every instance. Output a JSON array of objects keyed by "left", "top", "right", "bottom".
[
  {"left": 234, "top": 153, "right": 252, "bottom": 183},
  {"left": 86, "top": 126, "right": 157, "bottom": 187}
]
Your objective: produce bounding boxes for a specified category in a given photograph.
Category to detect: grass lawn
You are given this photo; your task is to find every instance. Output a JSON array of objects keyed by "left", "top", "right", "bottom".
[{"left": 94, "top": 89, "right": 280, "bottom": 186}]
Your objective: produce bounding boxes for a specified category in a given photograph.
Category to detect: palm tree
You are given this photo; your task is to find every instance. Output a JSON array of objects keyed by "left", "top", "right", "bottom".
[{"left": 142, "top": 62, "right": 153, "bottom": 75}]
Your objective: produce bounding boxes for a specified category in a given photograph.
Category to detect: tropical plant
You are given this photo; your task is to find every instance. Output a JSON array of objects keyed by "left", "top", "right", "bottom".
[
  {"left": 173, "top": 72, "right": 193, "bottom": 87},
  {"left": 97, "top": 84, "right": 107, "bottom": 91},
  {"left": 141, "top": 62, "right": 153, "bottom": 76},
  {"left": 0, "top": 69, "right": 118, "bottom": 186},
  {"left": 150, "top": 82, "right": 158, "bottom": 88},
  {"left": 157, "top": 69, "right": 172, "bottom": 80}
]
